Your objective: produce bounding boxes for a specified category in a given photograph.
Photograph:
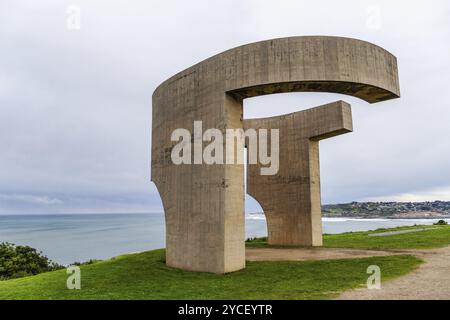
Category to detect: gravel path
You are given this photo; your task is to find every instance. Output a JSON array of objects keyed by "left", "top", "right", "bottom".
[
  {"left": 338, "top": 246, "right": 450, "bottom": 300},
  {"left": 368, "top": 228, "right": 436, "bottom": 237}
]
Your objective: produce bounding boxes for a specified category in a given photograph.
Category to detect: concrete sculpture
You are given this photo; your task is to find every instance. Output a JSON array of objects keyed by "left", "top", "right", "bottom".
[{"left": 151, "top": 36, "right": 400, "bottom": 273}]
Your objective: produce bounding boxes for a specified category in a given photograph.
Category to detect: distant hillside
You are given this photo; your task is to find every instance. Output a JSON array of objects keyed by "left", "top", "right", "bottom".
[{"left": 322, "top": 201, "right": 450, "bottom": 219}]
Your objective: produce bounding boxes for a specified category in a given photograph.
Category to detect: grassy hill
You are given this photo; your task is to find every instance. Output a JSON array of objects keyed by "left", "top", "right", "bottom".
[
  {"left": 0, "top": 249, "right": 420, "bottom": 300},
  {"left": 4, "top": 224, "right": 450, "bottom": 300}
]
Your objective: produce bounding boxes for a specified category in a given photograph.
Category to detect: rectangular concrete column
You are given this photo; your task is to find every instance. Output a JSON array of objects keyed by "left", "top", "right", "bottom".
[
  {"left": 309, "top": 140, "right": 324, "bottom": 246},
  {"left": 222, "top": 95, "right": 246, "bottom": 273}
]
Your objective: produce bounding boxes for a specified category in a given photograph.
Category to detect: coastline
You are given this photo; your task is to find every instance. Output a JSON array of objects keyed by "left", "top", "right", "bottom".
[
  {"left": 322, "top": 215, "right": 450, "bottom": 220},
  {"left": 248, "top": 211, "right": 450, "bottom": 220}
]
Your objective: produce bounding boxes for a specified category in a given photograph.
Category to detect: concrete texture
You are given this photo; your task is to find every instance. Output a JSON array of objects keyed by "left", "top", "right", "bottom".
[
  {"left": 151, "top": 36, "right": 400, "bottom": 273},
  {"left": 244, "top": 101, "right": 353, "bottom": 246}
]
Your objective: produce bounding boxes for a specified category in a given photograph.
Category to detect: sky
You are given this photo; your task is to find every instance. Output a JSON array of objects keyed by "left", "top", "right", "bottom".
[{"left": 0, "top": 0, "right": 449, "bottom": 214}]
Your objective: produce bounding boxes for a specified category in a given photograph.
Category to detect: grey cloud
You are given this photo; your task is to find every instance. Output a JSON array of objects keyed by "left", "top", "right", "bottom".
[{"left": 1, "top": 0, "right": 449, "bottom": 214}]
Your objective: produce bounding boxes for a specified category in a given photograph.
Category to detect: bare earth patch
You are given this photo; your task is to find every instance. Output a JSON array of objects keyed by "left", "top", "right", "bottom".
[
  {"left": 246, "top": 247, "right": 402, "bottom": 262},
  {"left": 368, "top": 228, "right": 436, "bottom": 237}
]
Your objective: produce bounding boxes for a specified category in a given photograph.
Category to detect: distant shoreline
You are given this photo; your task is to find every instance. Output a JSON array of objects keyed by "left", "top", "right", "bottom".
[
  {"left": 1, "top": 211, "right": 450, "bottom": 220},
  {"left": 247, "top": 212, "right": 450, "bottom": 220},
  {"left": 323, "top": 215, "right": 450, "bottom": 220},
  {"left": 322, "top": 201, "right": 450, "bottom": 220}
]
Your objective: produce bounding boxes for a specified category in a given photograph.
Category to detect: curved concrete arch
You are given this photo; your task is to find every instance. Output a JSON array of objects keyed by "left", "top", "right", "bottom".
[
  {"left": 151, "top": 36, "right": 400, "bottom": 273},
  {"left": 244, "top": 101, "right": 353, "bottom": 247}
]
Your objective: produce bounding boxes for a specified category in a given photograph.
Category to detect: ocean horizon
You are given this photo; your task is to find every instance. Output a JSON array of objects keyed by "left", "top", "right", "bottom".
[{"left": 0, "top": 213, "right": 447, "bottom": 265}]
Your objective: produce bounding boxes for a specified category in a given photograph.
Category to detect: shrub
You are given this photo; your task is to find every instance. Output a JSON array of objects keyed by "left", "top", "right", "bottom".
[
  {"left": 71, "top": 259, "right": 101, "bottom": 266},
  {"left": 434, "top": 220, "right": 448, "bottom": 226},
  {"left": 245, "top": 237, "right": 267, "bottom": 243},
  {"left": 0, "top": 242, "right": 63, "bottom": 280}
]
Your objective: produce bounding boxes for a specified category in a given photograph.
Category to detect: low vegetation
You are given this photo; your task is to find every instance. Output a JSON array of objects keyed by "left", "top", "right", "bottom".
[
  {"left": 324, "top": 224, "right": 450, "bottom": 250},
  {"left": 0, "top": 242, "right": 63, "bottom": 281},
  {"left": 246, "top": 225, "right": 450, "bottom": 250}
]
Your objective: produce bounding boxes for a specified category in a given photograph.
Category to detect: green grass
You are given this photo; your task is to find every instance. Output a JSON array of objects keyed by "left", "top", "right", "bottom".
[
  {"left": 0, "top": 249, "right": 421, "bottom": 300},
  {"left": 246, "top": 225, "right": 450, "bottom": 250},
  {"left": 5, "top": 224, "right": 447, "bottom": 300},
  {"left": 324, "top": 224, "right": 450, "bottom": 250}
]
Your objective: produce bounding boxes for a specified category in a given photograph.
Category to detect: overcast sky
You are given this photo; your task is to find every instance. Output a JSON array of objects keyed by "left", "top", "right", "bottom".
[{"left": 1, "top": 0, "right": 449, "bottom": 214}]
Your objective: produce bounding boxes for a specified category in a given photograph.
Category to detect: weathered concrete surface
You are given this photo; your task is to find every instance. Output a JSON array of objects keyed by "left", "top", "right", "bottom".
[
  {"left": 151, "top": 36, "right": 400, "bottom": 273},
  {"left": 244, "top": 101, "right": 353, "bottom": 246}
]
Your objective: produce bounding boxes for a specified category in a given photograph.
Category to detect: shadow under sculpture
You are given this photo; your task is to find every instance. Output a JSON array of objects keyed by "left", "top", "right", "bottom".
[{"left": 151, "top": 36, "right": 400, "bottom": 273}]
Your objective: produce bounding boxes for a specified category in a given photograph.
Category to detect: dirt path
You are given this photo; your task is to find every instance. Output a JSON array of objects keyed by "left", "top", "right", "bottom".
[
  {"left": 246, "top": 246, "right": 450, "bottom": 299},
  {"left": 338, "top": 246, "right": 450, "bottom": 300},
  {"left": 246, "top": 247, "right": 402, "bottom": 262}
]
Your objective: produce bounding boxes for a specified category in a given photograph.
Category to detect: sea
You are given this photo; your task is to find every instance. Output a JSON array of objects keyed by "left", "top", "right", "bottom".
[{"left": 0, "top": 213, "right": 447, "bottom": 265}]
